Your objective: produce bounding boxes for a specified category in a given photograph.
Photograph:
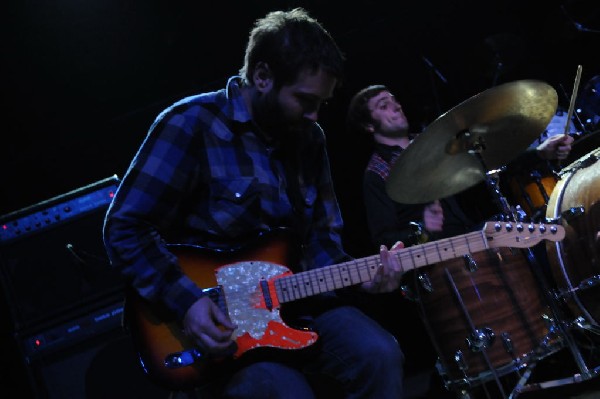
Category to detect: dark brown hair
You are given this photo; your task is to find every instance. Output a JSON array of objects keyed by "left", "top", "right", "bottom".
[
  {"left": 239, "top": 8, "right": 345, "bottom": 89},
  {"left": 346, "top": 84, "right": 389, "bottom": 134}
]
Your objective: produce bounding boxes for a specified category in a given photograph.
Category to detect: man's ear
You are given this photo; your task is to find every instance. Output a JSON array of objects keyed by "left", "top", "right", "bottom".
[
  {"left": 253, "top": 62, "right": 273, "bottom": 93},
  {"left": 364, "top": 123, "right": 375, "bottom": 134}
]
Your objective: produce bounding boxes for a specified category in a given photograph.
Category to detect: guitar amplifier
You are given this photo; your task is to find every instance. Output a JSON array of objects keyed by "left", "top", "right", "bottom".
[{"left": 0, "top": 175, "right": 125, "bottom": 333}]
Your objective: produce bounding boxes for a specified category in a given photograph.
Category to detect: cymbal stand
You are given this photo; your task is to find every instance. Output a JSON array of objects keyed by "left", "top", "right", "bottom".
[{"left": 483, "top": 167, "right": 523, "bottom": 223}]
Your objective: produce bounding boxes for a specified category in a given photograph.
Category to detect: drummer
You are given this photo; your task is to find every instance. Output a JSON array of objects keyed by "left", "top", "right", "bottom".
[{"left": 345, "top": 84, "right": 574, "bottom": 250}]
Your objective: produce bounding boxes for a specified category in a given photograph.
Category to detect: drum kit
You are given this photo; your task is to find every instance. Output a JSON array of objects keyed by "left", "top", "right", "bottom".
[{"left": 385, "top": 79, "right": 600, "bottom": 398}]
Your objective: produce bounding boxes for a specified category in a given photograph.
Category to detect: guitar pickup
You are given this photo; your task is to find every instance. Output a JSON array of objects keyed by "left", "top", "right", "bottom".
[{"left": 260, "top": 279, "right": 274, "bottom": 311}]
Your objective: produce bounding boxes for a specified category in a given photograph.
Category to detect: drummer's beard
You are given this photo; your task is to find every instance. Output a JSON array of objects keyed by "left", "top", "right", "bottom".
[{"left": 375, "top": 119, "right": 410, "bottom": 139}]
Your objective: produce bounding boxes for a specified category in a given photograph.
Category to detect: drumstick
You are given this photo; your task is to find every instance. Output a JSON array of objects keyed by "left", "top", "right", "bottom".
[{"left": 563, "top": 65, "right": 582, "bottom": 136}]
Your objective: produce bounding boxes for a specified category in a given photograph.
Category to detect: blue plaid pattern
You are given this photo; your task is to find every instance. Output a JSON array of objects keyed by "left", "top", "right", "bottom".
[{"left": 103, "top": 76, "right": 350, "bottom": 319}]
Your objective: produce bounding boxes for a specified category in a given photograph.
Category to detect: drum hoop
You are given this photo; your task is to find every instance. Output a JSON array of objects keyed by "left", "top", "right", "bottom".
[
  {"left": 550, "top": 170, "right": 576, "bottom": 294},
  {"left": 558, "top": 147, "right": 600, "bottom": 179}
]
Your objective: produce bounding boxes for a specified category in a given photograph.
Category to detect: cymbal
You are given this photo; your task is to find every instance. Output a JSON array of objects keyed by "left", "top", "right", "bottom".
[{"left": 386, "top": 80, "right": 558, "bottom": 204}]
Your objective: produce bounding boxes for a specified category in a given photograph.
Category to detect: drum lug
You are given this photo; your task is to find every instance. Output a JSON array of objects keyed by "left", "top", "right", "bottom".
[
  {"left": 578, "top": 275, "right": 600, "bottom": 290},
  {"left": 501, "top": 332, "right": 514, "bottom": 356},
  {"left": 399, "top": 284, "right": 416, "bottom": 300},
  {"left": 418, "top": 272, "right": 433, "bottom": 292},
  {"left": 463, "top": 254, "right": 478, "bottom": 272},
  {"left": 514, "top": 205, "right": 527, "bottom": 222},
  {"left": 408, "top": 221, "right": 429, "bottom": 244},
  {"left": 454, "top": 350, "right": 469, "bottom": 372},
  {"left": 541, "top": 314, "right": 559, "bottom": 338},
  {"left": 561, "top": 206, "right": 585, "bottom": 222},
  {"left": 466, "top": 327, "right": 495, "bottom": 351}
]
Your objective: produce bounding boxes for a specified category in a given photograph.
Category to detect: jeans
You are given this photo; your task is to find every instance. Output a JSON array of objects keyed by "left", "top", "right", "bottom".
[{"left": 222, "top": 305, "right": 404, "bottom": 398}]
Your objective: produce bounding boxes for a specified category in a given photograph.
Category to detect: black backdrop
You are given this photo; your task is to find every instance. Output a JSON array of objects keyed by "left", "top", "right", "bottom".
[{"left": 4, "top": 0, "right": 599, "bottom": 258}]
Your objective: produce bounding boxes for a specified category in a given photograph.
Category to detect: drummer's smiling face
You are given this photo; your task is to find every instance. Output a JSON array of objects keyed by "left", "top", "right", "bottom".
[{"left": 367, "top": 91, "right": 410, "bottom": 138}]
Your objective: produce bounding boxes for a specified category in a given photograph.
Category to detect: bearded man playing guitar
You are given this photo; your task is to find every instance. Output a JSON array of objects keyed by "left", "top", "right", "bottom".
[{"left": 103, "top": 8, "right": 406, "bottom": 399}]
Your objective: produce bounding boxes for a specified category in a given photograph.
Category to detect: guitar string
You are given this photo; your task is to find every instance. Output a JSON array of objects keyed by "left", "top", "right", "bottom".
[{"left": 217, "top": 223, "right": 558, "bottom": 305}]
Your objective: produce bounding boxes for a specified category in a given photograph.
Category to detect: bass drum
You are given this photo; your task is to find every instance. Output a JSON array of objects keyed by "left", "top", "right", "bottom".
[{"left": 545, "top": 145, "right": 600, "bottom": 327}]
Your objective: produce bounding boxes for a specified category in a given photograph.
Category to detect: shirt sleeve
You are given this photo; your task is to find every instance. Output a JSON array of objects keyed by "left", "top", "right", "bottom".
[{"left": 103, "top": 110, "right": 206, "bottom": 321}]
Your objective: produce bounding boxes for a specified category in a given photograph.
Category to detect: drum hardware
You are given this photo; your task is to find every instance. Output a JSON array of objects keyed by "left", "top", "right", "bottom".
[
  {"left": 559, "top": 145, "right": 599, "bottom": 177},
  {"left": 539, "top": 315, "right": 562, "bottom": 350},
  {"left": 511, "top": 370, "right": 599, "bottom": 396},
  {"left": 483, "top": 167, "right": 586, "bottom": 397},
  {"left": 541, "top": 313, "right": 555, "bottom": 330},
  {"left": 449, "top": 351, "right": 481, "bottom": 397},
  {"left": 383, "top": 79, "right": 598, "bottom": 395},
  {"left": 558, "top": 151, "right": 600, "bottom": 178},
  {"left": 464, "top": 254, "right": 477, "bottom": 272},
  {"left": 555, "top": 275, "right": 600, "bottom": 299},
  {"left": 514, "top": 205, "right": 527, "bottom": 222},
  {"left": 467, "top": 328, "right": 496, "bottom": 351},
  {"left": 417, "top": 272, "right": 433, "bottom": 292},
  {"left": 425, "top": 253, "right": 552, "bottom": 396},
  {"left": 521, "top": 244, "right": 596, "bottom": 383},
  {"left": 413, "top": 218, "right": 568, "bottom": 396},
  {"left": 559, "top": 205, "right": 585, "bottom": 222},
  {"left": 508, "top": 328, "right": 565, "bottom": 399},
  {"left": 503, "top": 160, "right": 560, "bottom": 221},
  {"left": 546, "top": 147, "right": 599, "bottom": 350},
  {"left": 485, "top": 170, "right": 515, "bottom": 221},
  {"left": 573, "top": 317, "right": 600, "bottom": 336},
  {"left": 414, "top": 229, "right": 566, "bottom": 396},
  {"left": 454, "top": 350, "right": 468, "bottom": 374},
  {"left": 528, "top": 169, "right": 551, "bottom": 201},
  {"left": 578, "top": 275, "right": 600, "bottom": 291},
  {"left": 501, "top": 333, "right": 514, "bottom": 358},
  {"left": 406, "top": 221, "right": 436, "bottom": 294},
  {"left": 399, "top": 285, "right": 412, "bottom": 299}
]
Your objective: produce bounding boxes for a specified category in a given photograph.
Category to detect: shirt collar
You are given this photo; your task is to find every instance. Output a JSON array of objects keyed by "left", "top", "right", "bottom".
[
  {"left": 226, "top": 76, "right": 252, "bottom": 124},
  {"left": 373, "top": 142, "right": 403, "bottom": 161}
]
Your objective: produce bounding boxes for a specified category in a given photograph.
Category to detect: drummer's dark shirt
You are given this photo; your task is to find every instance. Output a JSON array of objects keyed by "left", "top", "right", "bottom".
[{"left": 363, "top": 142, "right": 477, "bottom": 250}]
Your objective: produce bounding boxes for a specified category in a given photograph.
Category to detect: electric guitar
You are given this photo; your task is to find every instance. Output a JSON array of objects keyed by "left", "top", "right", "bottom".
[{"left": 125, "top": 221, "right": 564, "bottom": 390}]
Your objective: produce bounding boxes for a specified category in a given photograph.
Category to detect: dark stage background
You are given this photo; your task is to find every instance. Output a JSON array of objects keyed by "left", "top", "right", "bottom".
[
  {"left": 2, "top": 0, "right": 599, "bottom": 398},
  {"left": 4, "top": 0, "right": 600, "bottom": 250}
]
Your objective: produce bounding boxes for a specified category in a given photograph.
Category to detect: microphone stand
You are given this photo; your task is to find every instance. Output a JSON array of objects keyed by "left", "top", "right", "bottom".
[{"left": 422, "top": 55, "right": 447, "bottom": 116}]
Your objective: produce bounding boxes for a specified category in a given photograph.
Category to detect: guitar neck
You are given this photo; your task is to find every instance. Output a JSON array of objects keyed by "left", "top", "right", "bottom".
[{"left": 276, "top": 229, "right": 487, "bottom": 303}]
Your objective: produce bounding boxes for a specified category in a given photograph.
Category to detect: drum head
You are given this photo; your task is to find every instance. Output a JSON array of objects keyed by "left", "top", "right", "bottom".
[{"left": 546, "top": 147, "right": 600, "bottom": 326}]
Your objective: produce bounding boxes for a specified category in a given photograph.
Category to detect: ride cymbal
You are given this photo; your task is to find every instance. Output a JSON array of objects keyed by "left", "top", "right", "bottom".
[{"left": 386, "top": 80, "right": 558, "bottom": 204}]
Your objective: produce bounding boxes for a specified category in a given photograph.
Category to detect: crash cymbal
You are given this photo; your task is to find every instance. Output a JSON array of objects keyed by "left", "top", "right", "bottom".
[{"left": 386, "top": 80, "right": 558, "bottom": 204}]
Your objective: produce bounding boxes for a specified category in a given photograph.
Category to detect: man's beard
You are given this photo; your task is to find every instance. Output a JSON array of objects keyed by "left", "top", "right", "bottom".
[
  {"left": 376, "top": 120, "right": 410, "bottom": 138},
  {"left": 254, "top": 91, "right": 311, "bottom": 141}
]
